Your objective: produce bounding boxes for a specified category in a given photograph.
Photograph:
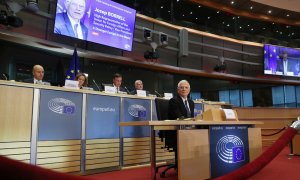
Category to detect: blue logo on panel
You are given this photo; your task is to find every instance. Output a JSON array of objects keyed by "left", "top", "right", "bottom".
[
  {"left": 48, "top": 98, "right": 75, "bottom": 115},
  {"left": 232, "top": 146, "right": 245, "bottom": 163},
  {"left": 128, "top": 104, "right": 146, "bottom": 118},
  {"left": 216, "top": 135, "right": 245, "bottom": 164}
]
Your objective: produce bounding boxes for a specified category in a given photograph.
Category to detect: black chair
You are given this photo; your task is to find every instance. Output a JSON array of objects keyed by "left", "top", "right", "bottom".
[{"left": 154, "top": 98, "right": 177, "bottom": 178}]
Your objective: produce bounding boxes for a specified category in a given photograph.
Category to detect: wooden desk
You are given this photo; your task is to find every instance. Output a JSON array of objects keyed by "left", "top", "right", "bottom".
[{"left": 120, "top": 120, "right": 262, "bottom": 180}]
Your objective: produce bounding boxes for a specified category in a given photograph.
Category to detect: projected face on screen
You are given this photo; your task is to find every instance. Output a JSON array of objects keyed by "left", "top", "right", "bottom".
[
  {"left": 54, "top": 0, "right": 137, "bottom": 51},
  {"left": 65, "top": 0, "right": 86, "bottom": 22}
]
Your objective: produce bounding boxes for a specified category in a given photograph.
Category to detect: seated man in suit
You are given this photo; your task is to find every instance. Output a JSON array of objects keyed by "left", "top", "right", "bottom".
[
  {"left": 54, "top": 0, "right": 88, "bottom": 40},
  {"left": 23, "top": 65, "right": 48, "bottom": 85},
  {"left": 130, "top": 80, "right": 149, "bottom": 95},
  {"left": 113, "top": 73, "right": 126, "bottom": 93},
  {"left": 165, "top": 80, "right": 195, "bottom": 166},
  {"left": 168, "top": 80, "right": 195, "bottom": 120}
]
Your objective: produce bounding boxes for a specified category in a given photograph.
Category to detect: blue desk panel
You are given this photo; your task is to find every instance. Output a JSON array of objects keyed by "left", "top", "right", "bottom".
[
  {"left": 86, "top": 94, "right": 120, "bottom": 139},
  {"left": 123, "top": 98, "right": 151, "bottom": 138},
  {"left": 38, "top": 90, "right": 82, "bottom": 140},
  {"left": 209, "top": 125, "right": 249, "bottom": 178}
]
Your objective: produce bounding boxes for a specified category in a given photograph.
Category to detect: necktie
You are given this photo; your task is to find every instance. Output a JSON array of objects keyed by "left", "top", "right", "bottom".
[
  {"left": 74, "top": 24, "right": 78, "bottom": 38},
  {"left": 184, "top": 100, "right": 191, "bottom": 118}
]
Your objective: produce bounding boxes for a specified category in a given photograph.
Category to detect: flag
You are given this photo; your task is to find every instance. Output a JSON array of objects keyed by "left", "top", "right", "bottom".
[{"left": 66, "top": 48, "right": 80, "bottom": 80}]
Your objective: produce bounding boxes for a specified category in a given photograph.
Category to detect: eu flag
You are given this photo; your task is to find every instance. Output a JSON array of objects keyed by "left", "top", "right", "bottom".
[{"left": 66, "top": 48, "right": 80, "bottom": 80}]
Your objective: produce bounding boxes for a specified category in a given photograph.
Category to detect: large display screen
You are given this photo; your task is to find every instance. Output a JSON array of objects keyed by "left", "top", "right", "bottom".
[
  {"left": 54, "top": 0, "right": 136, "bottom": 51},
  {"left": 264, "top": 44, "right": 300, "bottom": 77}
]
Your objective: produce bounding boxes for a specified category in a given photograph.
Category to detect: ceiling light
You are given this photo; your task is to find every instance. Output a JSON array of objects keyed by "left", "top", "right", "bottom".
[
  {"left": 239, "top": 26, "right": 242, "bottom": 29},
  {"left": 190, "top": 12, "right": 193, "bottom": 14},
  {"left": 198, "top": 5, "right": 201, "bottom": 8},
  {"left": 177, "top": 0, "right": 179, "bottom": 2},
  {"left": 208, "top": 17, "right": 211, "bottom": 19},
  {"left": 182, "top": 14, "right": 185, "bottom": 17},
  {"left": 227, "top": 24, "right": 230, "bottom": 27},
  {"left": 250, "top": 6, "right": 253, "bottom": 10},
  {"left": 217, "top": 11, "right": 220, "bottom": 14},
  {"left": 286, "top": 14, "right": 290, "bottom": 17},
  {"left": 268, "top": 10, "right": 272, "bottom": 14},
  {"left": 161, "top": 6, "right": 163, "bottom": 9},
  {"left": 251, "top": 28, "right": 254, "bottom": 31},
  {"left": 231, "top": 1, "right": 234, "bottom": 5}
]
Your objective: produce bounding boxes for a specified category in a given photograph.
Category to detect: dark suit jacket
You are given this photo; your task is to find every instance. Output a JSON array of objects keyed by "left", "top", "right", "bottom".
[
  {"left": 168, "top": 95, "right": 195, "bottom": 120},
  {"left": 23, "top": 78, "right": 34, "bottom": 83},
  {"left": 54, "top": 13, "right": 88, "bottom": 40},
  {"left": 276, "top": 59, "right": 297, "bottom": 75}
]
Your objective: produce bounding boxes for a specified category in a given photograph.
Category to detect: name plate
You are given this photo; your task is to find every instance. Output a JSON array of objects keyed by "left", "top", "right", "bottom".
[
  {"left": 164, "top": 93, "right": 173, "bottom": 99},
  {"left": 64, "top": 80, "right": 79, "bottom": 89},
  {"left": 223, "top": 109, "right": 236, "bottom": 120},
  {"left": 137, "top": 90, "right": 147, "bottom": 97},
  {"left": 287, "top": 71, "right": 294, "bottom": 76},
  {"left": 105, "top": 86, "right": 116, "bottom": 94}
]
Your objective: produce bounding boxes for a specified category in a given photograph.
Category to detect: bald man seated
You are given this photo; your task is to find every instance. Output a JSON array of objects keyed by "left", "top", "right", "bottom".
[{"left": 23, "top": 65, "right": 50, "bottom": 85}]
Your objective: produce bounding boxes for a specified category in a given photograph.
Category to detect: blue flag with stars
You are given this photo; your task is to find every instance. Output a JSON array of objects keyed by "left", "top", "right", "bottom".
[{"left": 66, "top": 48, "right": 80, "bottom": 80}]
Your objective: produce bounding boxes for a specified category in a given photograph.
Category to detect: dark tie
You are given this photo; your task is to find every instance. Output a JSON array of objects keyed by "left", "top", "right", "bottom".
[
  {"left": 74, "top": 24, "right": 78, "bottom": 38},
  {"left": 184, "top": 100, "right": 191, "bottom": 118}
]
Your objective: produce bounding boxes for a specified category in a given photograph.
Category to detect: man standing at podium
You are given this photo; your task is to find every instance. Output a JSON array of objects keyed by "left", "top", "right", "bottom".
[{"left": 168, "top": 80, "right": 194, "bottom": 120}]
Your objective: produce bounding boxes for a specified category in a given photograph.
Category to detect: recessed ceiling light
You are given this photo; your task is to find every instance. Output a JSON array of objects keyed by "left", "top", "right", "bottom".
[
  {"left": 247, "top": 24, "right": 250, "bottom": 27},
  {"left": 268, "top": 10, "right": 272, "bottom": 14},
  {"left": 250, "top": 6, "right": 253, "bottom": 10},
  {"left": 208, "top": 17, "right": 211, "bottom": 19},
  {"left": 217, "top": 11, "right": 220, "bottom": 14},
  {"left": 272, "top": 22, "right": 275, "bottom": 25},
  {"left": 227, "top": 24, "right": 230, "bottom": 27},
  {"left": 196, "top": 17, "right": 198, "bottom": 20},
  {"left": 177, "top": 0, "right": 180, "bottom": 2},
  {"left": 292, "top": 33, "right": 295, "bottom": 35},
  {"left": 161, "top": 6, "right": 163, "bottom": 9},
  {"left": 251, "top": 28, "right": 254, "bottom": 31},
  {"left": 287, "top": 14, "right": 290, "bottom": 17},
  {"left": 222, "top": 21, "right": 225, "bottom": 24},
  {"left": 190, "top": 12, "right": 193, "bottom": 14},
  {"left": 231, "top": 1, "right": 234, "bottom": 5},
  {"left": 198, "top": 5, "right": 201, "bottom": 8},
  {"left": 182, "top": 14, "right": 185, "bottom": 17},
  {"left": 239, "top": 26, "right": 242, "bottom": 29}
]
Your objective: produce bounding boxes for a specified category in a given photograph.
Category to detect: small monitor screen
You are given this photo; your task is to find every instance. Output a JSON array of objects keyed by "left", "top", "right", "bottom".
[
  {"left": 264, "top": 44, "right": 300, "bottom": 77},
  {"left": 54, "top": 0, "right": 136, "bottom": 51}
]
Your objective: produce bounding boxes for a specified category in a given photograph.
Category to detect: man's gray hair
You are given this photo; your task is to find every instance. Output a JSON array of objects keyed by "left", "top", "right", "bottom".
[
  {"left": 177, "top": 80, "right": 190, "bottom": 89},
  {"left": 135, "top": 80, "right": 143, "bottom": 85}
]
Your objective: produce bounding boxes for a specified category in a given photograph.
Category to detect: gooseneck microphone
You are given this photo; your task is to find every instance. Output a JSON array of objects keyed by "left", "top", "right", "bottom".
[
  {"left": 124, "top": 86, "right": 130, "bottom": 94},
  {"left": 155, "top": 90, "right": 163, "bottom": 97},
  {"left": 2, "top": 74, "right": 8, "bottom": 80},
  {"left": 92, "top": 79, "right": 101, "bottom": 91}
]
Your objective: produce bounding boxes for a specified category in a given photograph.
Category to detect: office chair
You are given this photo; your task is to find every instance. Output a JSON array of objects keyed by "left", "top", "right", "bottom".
[{"left": 154, "top": 98, "right": 177, "bottom": 178}]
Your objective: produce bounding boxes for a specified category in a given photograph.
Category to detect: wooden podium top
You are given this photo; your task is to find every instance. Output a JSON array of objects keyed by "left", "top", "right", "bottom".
[{"left": 119, "top": 120, "right": 263, "bottom": 127}]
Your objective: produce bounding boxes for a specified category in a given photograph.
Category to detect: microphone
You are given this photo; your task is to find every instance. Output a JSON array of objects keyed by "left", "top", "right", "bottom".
[
  {"left": 92, "top": 79, "right": 101, "bottom": 91},
  {"left": 2, "top": 73, "right": 7, "bottom": 80},
  {"left": 124, "top": 86, "right": 130, "bottom": 94},
  {"left": 155, "top": 90, "right": 162, "bottom": 97}
]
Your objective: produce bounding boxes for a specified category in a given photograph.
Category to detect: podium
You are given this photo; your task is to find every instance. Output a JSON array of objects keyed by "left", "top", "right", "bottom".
[{"left": 120, "top": 120, "right": 262, "bottom": 180}]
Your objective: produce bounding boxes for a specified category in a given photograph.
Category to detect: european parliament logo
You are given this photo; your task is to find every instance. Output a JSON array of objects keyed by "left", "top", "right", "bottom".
[
  {"left": 48, "top": 98, "right": 76, "bottom": 115},
  {"left": 128, "top": 104, "right": 147, "bottom": 118},
  {"left": 216, "top": 135, "right": 245, "bottom": 163}
]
